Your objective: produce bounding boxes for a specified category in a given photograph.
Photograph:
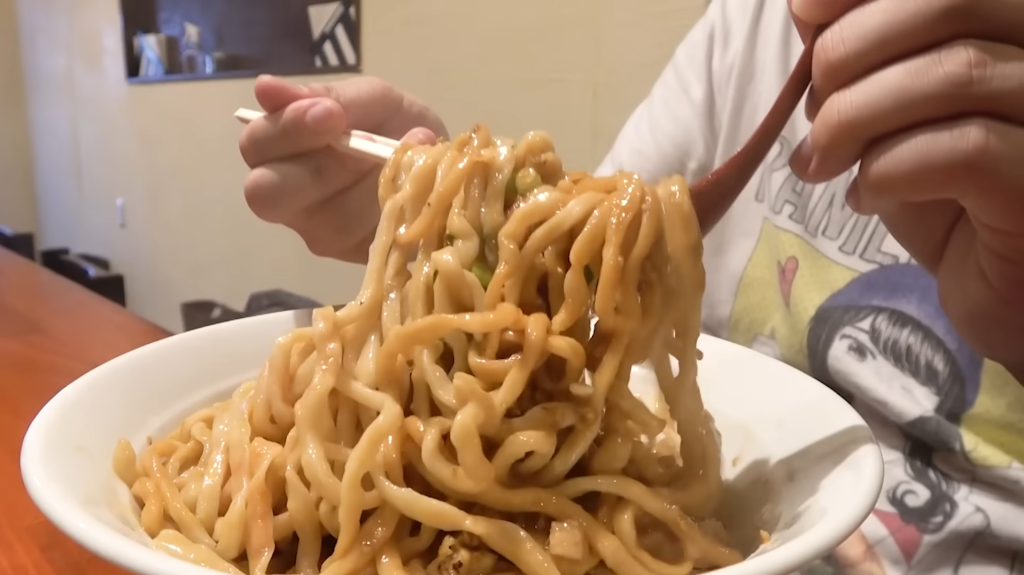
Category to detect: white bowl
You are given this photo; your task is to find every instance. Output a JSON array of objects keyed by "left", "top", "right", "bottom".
[{"left": 21, "top": 310, "right": 882, "bottom": 575}]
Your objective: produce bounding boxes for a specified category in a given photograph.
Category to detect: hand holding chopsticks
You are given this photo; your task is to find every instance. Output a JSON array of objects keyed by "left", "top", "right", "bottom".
[{"left": 234, "top": 108, "right": 398, "bottom": 163}]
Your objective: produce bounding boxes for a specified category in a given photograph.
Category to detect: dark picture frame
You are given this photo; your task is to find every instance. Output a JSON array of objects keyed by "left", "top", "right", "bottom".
[{"left": 120, "top": 0, "right": 362, "bottom": 84}]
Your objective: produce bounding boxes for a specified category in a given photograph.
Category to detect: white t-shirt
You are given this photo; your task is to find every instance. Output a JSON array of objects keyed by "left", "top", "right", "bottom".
[{"left": 596, "top": 0, "right": 1024, "bottom": 573}]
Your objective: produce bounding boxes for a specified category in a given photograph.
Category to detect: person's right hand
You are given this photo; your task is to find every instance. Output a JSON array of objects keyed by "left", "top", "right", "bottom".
[{"left": 239, "top": 75, "right": 448, "bottom": 264}]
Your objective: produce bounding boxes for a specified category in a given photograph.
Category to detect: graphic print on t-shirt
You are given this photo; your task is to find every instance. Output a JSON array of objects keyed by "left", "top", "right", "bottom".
[{"left": 725, "top": 217, "right": 1024, "bottom": 575}]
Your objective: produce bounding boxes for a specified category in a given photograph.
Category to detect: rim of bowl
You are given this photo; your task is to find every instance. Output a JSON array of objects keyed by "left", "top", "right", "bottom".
[{"left": 21, "top": 313, "right": 883, "bottom": 575}]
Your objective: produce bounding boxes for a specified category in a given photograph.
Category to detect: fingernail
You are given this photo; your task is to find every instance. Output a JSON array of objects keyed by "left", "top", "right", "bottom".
[
  {"left": 846, "top": 178, "right": 862, "bottom": 213},
  {"left": 402, "top": 128, "right": 437, "bottom": 146},
  {"left": 306, "top": 100, "right": 339, "bottom": 128},
  {"left": 789, "top": 134, "right": 815, "bottom": 176}
]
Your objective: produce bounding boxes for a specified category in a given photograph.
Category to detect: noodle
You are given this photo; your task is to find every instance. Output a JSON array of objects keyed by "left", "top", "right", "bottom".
[{"left": 113, "top": 125, "right": 744, "bottom": 575}]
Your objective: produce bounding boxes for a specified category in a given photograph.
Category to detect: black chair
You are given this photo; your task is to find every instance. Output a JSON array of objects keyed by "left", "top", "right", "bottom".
[
  {"left": 40, "top": 248, "right": 127, "bottom": 306},
  {"left": 180, "top": 300, "right": 245, "bottom": 332},
  {"left": 243, "top": 289, "right": 323, "bottom": 316},
  {"left": 0, "top": 226, "right": 36, "bottom": 260},
  {"left": 180, "top": 289, "right": 324, "bottom": 331}
]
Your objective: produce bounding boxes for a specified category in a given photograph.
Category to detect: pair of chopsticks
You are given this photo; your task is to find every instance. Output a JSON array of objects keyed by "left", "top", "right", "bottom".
[{"left": 234, "top": 108, "right": 397, "bottom": 163}]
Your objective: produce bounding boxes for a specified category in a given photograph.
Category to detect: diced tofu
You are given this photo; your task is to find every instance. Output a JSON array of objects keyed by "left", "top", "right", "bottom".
[{"left": 548, "top": 520, "right": 587, "bottom": 560}]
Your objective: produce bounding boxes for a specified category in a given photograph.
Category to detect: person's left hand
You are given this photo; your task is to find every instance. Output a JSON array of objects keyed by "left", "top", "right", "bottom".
[{"left": 787, "top": 0, "right": 1024, "bottom": 378}]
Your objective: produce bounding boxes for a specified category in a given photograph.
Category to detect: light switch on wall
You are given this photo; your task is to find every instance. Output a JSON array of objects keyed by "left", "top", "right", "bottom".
[{"left": 116, "top": 197, "right": 126, "bottom": 229}]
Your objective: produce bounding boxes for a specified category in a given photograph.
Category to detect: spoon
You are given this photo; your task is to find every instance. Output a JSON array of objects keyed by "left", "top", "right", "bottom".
[{"left": 688, "top": 34, "right": 817, "bottom": 234}]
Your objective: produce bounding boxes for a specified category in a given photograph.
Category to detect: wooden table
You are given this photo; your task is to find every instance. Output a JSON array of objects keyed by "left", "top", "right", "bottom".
[{"left": 0, "top": 248, "right": 169, "bottom": 575}]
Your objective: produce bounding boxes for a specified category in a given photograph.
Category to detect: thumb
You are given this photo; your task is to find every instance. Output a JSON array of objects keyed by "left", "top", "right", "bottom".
[
  {"left": 300, "top": 77, "right": 406, "bottom": 131},
  {"left": 254, "top": 75, "right": 311, "bottom": 114},
  {"left": 790, "top": 0, "right": 864, "bottom": 28}
]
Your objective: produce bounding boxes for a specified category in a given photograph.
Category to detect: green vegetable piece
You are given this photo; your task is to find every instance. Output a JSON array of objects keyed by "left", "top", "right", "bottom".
[
  {"left": 472, "top": 261, "right": 494, "bottom": 288},
  {"left": 515, "top": 167, "right": 542, "bottom": 194},
  {"left": 505, "top": 175, "right": 519, "bottom": 203},
  {"left": 505, "top": 167, "right": 543, "bottom": 205}
]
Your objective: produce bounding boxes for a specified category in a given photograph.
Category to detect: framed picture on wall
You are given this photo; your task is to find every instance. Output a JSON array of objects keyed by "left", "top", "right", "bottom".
[
  {"left": 120, "top": 0, "right": 362, "bottom": 84},
  {"left": 308, "top": 1, "right": 360, "bottom": 71}
]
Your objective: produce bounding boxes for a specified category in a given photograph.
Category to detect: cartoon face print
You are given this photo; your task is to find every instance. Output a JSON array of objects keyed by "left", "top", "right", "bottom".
[
  {"left": 803, "top": 264, "right": 1006, "bottom": 574},
  {"left": 807, "top": 264, "right": 983, "bottom": 446},
  {"left": 827, "top": 318, "right": 943, "bottom": 425},
  {"left": 727, "top": 225, "right": 1024, "bottom": 574}
]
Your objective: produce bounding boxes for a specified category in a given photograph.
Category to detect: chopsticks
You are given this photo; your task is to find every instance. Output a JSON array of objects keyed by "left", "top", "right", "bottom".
[{"left": 233, "top": 108, "right": 398, "bottom": 163}]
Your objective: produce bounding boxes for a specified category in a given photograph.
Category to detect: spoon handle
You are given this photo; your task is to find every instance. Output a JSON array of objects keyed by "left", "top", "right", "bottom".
[{"left": 689, "top": 31, "right": 818, "bottom": 235}]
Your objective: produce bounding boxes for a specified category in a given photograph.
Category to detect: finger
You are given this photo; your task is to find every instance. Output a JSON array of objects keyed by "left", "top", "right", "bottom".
[
  {"left": 402, "top": 127, "right": 439, "bottom": 146},
  {"left": 254, "top": 75, "right": 311, "bottom": 114},
  {"left": 860, "top": 200, "right": 965, "bottom": 275},
  {"left": 306, "top": 76, "right": 448, "bottom": 141},
  {"left": 244, "top": 146, "right": 377, "bottom": 223},
  {"left": 937, "top": 217, "right": 1024, "bottom": 370},
  {"left": 939, "top": 215, "right": 1024, "bottom": 369},
  {"left": 303, "top": 76, "right": 407, "bottom": 132},
  {"left": 804, "top": 83, "right": 822, "bottom": 121},
  {"left": 792, "top": 40, "right": 1024, "bottom": 182},
  {"left": 850, "top": 117, "right": 1024, "bottom": 235},
  {"left": 292, "top": 168, "right": 381, "bottom": 262},
  {"left": 855, "top": 121, "right": 1024, "bottom": 368},
  {"left": 790, "top": 0, "right": 865, "bottom": 28},
  {"left": 878, "top": 198, "right": 1024, "bottom": 368},
  {"left": 810, "top": 0, "right": 1024, "bottom": 99},
  {"left": 239, "top": 98, "right": 348, "bottom": 168},
  {"left": 873, "top": 197, "right": 1024, "bottom": 367}
]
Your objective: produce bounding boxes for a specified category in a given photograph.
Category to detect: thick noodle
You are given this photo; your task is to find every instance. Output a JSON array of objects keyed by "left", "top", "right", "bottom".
[{"left": 113, "top": 125, "right": 744, "bottom": 575}]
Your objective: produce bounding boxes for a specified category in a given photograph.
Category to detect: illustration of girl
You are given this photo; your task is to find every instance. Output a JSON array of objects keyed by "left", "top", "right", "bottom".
[{"left": 797, "top": 263, "right": 1016, "bottom": 575}]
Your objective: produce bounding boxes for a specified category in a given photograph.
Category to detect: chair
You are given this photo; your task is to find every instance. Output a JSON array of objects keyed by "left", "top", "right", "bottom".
[
  {"left": 180, "top": 289, "right": 325, "bottom": 331},
  {"left": 243, "top": 289, "right": 323, "bottom": 316},
  {"left": 0, "top": 226, "right": 36, "bottom": 260},
  {"left": 40, "top": 248, "right": 127, "bottom": 306},
  {"left": 180, "top": 300, "right": 245, "bottom": 332}
]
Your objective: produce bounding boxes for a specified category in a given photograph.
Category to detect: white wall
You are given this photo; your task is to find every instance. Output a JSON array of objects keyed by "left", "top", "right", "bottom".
[{"left": 14, "top": 0, "right": 708, "bottom": 331}]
